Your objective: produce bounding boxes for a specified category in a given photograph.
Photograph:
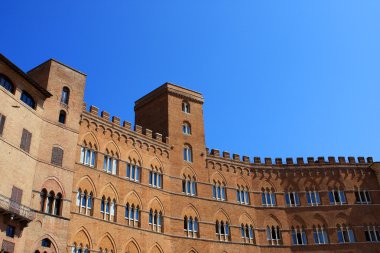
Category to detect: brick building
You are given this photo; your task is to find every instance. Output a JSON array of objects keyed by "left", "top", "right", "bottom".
[{"left": 0, "top": 53, "right": 379, "bottom": 253}]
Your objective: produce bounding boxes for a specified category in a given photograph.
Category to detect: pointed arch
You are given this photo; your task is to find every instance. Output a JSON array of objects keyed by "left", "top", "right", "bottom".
[
  {"left": 264, "top": 214, "right": 282, "bottom": 228},
  {"left": 236, "top": 176, "right": 250, "bottom": 190},
  {"left": 149, "top": 243, "right": 164, "bottom": 253},
  {"left": 150, "top": 156, "right": 164, "bottom": 173},
  {"left": 187, "top": 248, "right": 199, "bottom": 253},
  {"left": 181, "top": 203, "right": 200, "bottom": 220},
  {"left": 210, "top": 171, "right": 228, "bottom": 185},
  {"left": 41, "top": 177, "right": 65, "bottom": 197},
  {"left": 100, "top": 182, "right": 119, "bottom": 202},
  {"left": 148, "top": 196, "right": 165, "bottom": 215},
  {"left": 290, "top": 214, "right": 307, "bottom": 228},
  {"left": 180, "top": 166, "right": 197, "bottom": 179},
  {"left": 124, "top": 191, "right": 143, "bottom": 209},
  {"left": 33, "top": 234, "right": 59, "bottom": 253},
  {"left": 80, "top": 132, "right": 99, "bottom": 150},
  {"left": 97, "top": 232, "right": 116, "bottom": 252},
  {"left": 76, "top": 175, "right": 97, "bottom": 197},
  {"left": 104, "top": 140, "right": 121, "bottom": 158},
  {"left": 214, "top": 208, "right": 231, "bottom": 223},
  {"left": 239, "top": 212, "right": 255, "bottom": 226},
  {"left": 126, "top": 149, "right": 144, "bottom": 166},
  {"left": 335, "top": 212, "right": 349, "bottom": 225},
  {"left": 71, "top": 226, "right": 93, "bottom": 249},
  {"left": 124, "top": 238, "right": 141, "bottom": 253},
  {"left": 313, "top": 213, "right": 329, "bottom": 227},
  {"left": 259, "top": 180, "right": 276, "bottom": 192}
]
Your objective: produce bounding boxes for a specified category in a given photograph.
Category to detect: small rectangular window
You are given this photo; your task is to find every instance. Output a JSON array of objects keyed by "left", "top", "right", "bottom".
[
  {"left": 6, "top": 225, "right": 15, "bottom": 238},
  {"left": 20, "top": 129, "right": 32, "bottom": 152},
  {"left": 0, "top": 113, "right": 6, "bottom": 136},
  {"left": 51, "top": 147, "right": 64, "bottom": 166}
]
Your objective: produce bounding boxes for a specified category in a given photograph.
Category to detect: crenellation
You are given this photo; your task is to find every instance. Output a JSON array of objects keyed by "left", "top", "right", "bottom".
[
  {"left": 145, "top": 128, "right": 153, "bottom": 138},
  {"left": 317, "top": 156, "right": 325, "bottom": 163},
  {"left": 253, "top": 157, "right": 261, "bottom": 164},
  {"left": 101, "top": 110, "right": 110, "bottom": 120},
  {"left": 286, "top": 157, "right": 293, "bottom": 165},
  {"left": 165, "top": 136, "right": 170, "bottom": 144},
  {"left": 338, "top": 156, "right": 346, "bottom": 164},
  {"left": 264, "top": 157, "right": 272, "bottom": 165},
  {"left": 89, "top": 105, "right": 99, "bottom": 115},
  {"left": 307, "top": 157, "right": 314, "bottom": 164},
  {"left": 348, "top": 156, "right": 356, "bottom": 164},
  {"left": 123, "top": 120, "right": 131, "bottom": 129},
  {"left": 275, "top": 158, "right": 282, "bottom": 165},
  {"left": 155, "top": 133, "right": 162, "bottom": 142},
  {"left": 135, "top": 124, "right": 143, "bottom": 134},
  {"left": 222, "top": 151, "right": 230, "bottom": 159},
  {"left": 82, "top": 102, "right": 87, "bottom": 111},
  {"left": 368, "top": 157, "right": 374, "bottom": 163},
  {"left": 242, "top": 156, "right": 250, "bottom": 163},
  {"left": 358, "top": 157, "right": 365, "bottom": 163},
  {"left": 211, "top": 149, "right": 220, "bottom": 157},
  {"left": 233, "top": 153, "right": 240, "bottom": 161},
  {"left": 112, "top": 116, "right": 120, "bottom": 125},
  {"left": 328, "top": 156, "right": 336, "bottom": 164},
  {"left": 296, "top": 157, "right": 304, "bottom": 165}
]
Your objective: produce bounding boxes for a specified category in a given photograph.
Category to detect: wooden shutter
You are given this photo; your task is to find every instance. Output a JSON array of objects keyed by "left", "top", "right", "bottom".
[
  {"left": 10, "top": 186, "right": 23, "bottom": 214},
  {"left": 20, "top": 129, "right": 32, "bottom": 153},
  {"left": 51, "top": 147, "right": 64, "bottom": 166},
  {"left": 0, "top": 114, "right": 5, "bottom": 136},
  {"left": 1, "top": 240, "right": 15, "bottom": 253}
]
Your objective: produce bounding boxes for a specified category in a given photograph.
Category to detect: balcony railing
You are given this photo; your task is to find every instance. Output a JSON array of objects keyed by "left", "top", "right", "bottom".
[{"left": 0, "top": 193, "right": 35, "bottom": 221}]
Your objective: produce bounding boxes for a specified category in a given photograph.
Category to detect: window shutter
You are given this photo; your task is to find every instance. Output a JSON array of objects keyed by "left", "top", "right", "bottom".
[
  {"left": 0, "top": 114, "right": 6, "bottom": 136},
  {"left": 10, "top": 186, "right": 23, "bottom": 214},
  {"left": 2, "top": 240, "right": 15, "bottom": 253},
  {"left": 51, "top": 147, "right": 64, "bottom": 166},
  {"left": 20, "top": 129, "right": 32, "bottom": 152}
]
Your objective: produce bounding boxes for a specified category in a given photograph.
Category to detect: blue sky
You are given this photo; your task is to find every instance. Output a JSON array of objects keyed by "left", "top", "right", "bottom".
[{"left": 2, "top": 1, "right": 379, "bottom": 160}]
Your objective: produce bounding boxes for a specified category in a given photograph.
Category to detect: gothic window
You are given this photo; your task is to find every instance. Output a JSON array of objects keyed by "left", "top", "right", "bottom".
[
  {"left": 40, "top": 189, "right": 47, "bottom": 212},
  {"left": 306, "top": 188, "right": 321, "bottom": 206},
  {"left": 183, "top": 145, "right": 192, "bottom": 162},
  {"left": 125, "top": 203, "right": 140, "bottom": 227},
  {"left": 103, "top": 152, "right": 118, "bottom": 175},
  {"left": 20, "top": 90, "right": 36, "bottom": 109},
  {"left": 184, "top": 216, "right": 199, "bottom": 238},
  {"left": 59, "top": 110, "right": 66, "bottom": 124},
  {"left": 291, "top": 226, "right": 307, "bottom": 245},
  {"left": 76, "top": 189, "right": 93, "bottom": 216},
  {"left": 149, "top": 209, "right": 163, "bottom": 233},
  {"left": 337, "top": 224, "right": 355, "bottom": 243},
  {"left": 182, "top": 175, "right": 197, "bottom": 196},
  {"left": 0, "top": 74, "right": 15, "bottom": 93},
  {"left": 126, "top": 163, "right": 140, "bottom": 182},
  {"left": 212, "top": 181, "right": 226, "bottom": 201},
  {"left": 262, "top": 188, "right": 276, "bottom": 207},
  {"left": 266, "top": 225, "right": 281, "bottom": 245},
  {"left": 100, "top": 196, "right": 116, "bottom": 222},
  {"left": 80, "top": 146, "right": 96, "bottom": 168},
  {"left": 182, "top": 122, "right": 191, "bottom": 135},
  {"left": 285, "top": 191, "right": 300, "bottom": 207},
  {"left": 182, "top": 101, "right": 190, "bottom": 113},
  {"left": 313, "top": 225, "right": 329, "bottom": 244},
  {"left": 329, "top": 189, "right": 347, "bottom": 205},
  {"left": 355, "top": 189, "right": 372, "bottom": 204},
  {"left": 215, "top": 220, "right": 230, "bottom": 241},
  {"left": 364, "top": 225, "right": 380, "bottom": 242},
  {"left": 41, "top": 238, "right": 52, "bottom": 248},
  {"left": 236, "top": 185, "right": 249, "bottom": 205},
  {"left": 240, "top": 224, "right": 254, "bottom": 244},
  {"left": 61, "top": 87, "right": 70, "bottom": 105},
  {"left": 149, "top": 170, "right": 163, "bottom": 188}
]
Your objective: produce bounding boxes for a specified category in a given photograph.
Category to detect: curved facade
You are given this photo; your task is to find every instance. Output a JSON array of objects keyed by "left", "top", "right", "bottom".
[{"left": 0, "top": 53, "right": 379, "bottom": 253}]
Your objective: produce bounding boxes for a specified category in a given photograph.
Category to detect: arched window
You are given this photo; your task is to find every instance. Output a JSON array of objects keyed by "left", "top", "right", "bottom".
[
  {"left": 149, "top": 169, "right": 162, "bottom": 188},
  {"left": 306, "top": 188, "right": 321, "bottom": 206},
  {"left": 41, "top": 238, "right": 52, "bottom": 247},
  {"left": 101, "top": 196, "right": 116, "bottom": 222},
  {"left": 313, "top": 225, "right": 329, "bottom": 244},
  {"left": 365, "top": 225, "right": 380, "bottom": 242},
  {"left": 212, "top": 181, "right": 226, "bottom": 201},
  {"left": 329, "top": 189, "right": 346, "bottom": 205},
  {"left": 337, "top": 224, "right": 355, "bottom": 243},
  {"left": 236, "top": 185, "right": 249, "bottom": 205},
  {"left": 291, "top": 226, "right": 307, "bottom": 245},
  {"left": 182, "top": 101, "right": 190, "bottom": 113},
  {"left": 46, "top": 191, "right": 55, "bottom": 214},
  {"left": 149, "top": 209, "right": 163, "bottom": 233},
  {"left": 80, "top": 144, "right": 96, "bottom": 168},
  {"left": 285, "top": 191, "right": 300, "bottom": 207},
  {"left": 0, "top": 74, "right": 15, "bottom": 93},
  {"left": 61, "top": 87, "right": 70, "bottom": 105},
  {"left": 59, "top": 110, "right": 66, "bottom": 124},
  {"left": 182, "top": 122, "right": 191, "bottom": 135},
  {"left": 182, "top": 175, "right": 197, "bottom": 196},
  {"left": 54, "top": 193, "right": 62, "bottom": 216},
  {"left": 125, "top": 203, "right": 140, "bottom": 227},
  {"left": 215, "top": 220, "right": 230, "bottom": 241},
  {"left": 40, "top": 189, "right": 47, "bottom": 212},
  {"left": 184, "top": 216, "right": 199, "bottom": 238},
  {"left": 20, "top": 90, "right": 36, "bottom": 109},
  {"left": 183, "top": 145, "right": 192, "bottom": 162},
  {"left": 103, "top": 152, "right": 118, "bottom": 175},
  {"left": 126, "top": 162, "right": 140, "bottom": 182},
  {"left": 262, "top": 188, "right": 276, "bottom": 207},
  {"left": 240, "top": 224, "right": 254, "bottom": 244},
  {"left": 76, "top": 189, "right": 93, "bottom": 216},
  {"left": 266, "top": 225, "right": 281, "bottom": 245},
  {"left": 355, "top": 188, "right": 372, "bottom": 204}
]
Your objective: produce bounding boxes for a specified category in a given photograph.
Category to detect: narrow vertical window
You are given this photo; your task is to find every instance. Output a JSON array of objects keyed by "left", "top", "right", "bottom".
[
  {"left": 182, "top": 101, "right": 190, "bottom": 113},
  {"left": 51, "top": 147, "right": 64, "bottom": 166},
  {"left": 20, "top": 128, "right": 32, "bottom": 153},
  {"left": 184, "top": 145, "right": 192, "bottom": 162},
  {"left": 58, "top": 110, "right": 66, "bottom": 124},
  {"left": 0, "top": 113, "right": 6, "bottom": 136},
  {"left": 61, "top": 87, "right": 70, "bottom": 105}
]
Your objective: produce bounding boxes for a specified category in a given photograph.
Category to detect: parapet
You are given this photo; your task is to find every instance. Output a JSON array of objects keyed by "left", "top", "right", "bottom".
[
  {"left": 83, "top": 104, "right": 169, "bottom": 145},
  {"left": 206, "top": 148, "right": 373, "bottom": 167}
]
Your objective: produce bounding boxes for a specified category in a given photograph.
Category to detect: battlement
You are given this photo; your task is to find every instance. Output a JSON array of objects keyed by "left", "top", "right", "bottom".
[
  {"left": 82, "top": 103, "right": 169, "bottom": 145},
  {"left": 206, "top": 148, "right": 373, "bottom": 166}
]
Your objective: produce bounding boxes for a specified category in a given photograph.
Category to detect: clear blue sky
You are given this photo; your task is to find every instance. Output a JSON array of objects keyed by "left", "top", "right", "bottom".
[{"left": 2, "top": 1, "right": 379, "bottom": 160}]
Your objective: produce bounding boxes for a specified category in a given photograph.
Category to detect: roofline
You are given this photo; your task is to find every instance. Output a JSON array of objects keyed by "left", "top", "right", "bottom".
[
  {"left": 0, "top": 53, "right": 52, "bottom": 98},
  {"left": 27, "top": 58, "right": 87, "bottom": 76}
]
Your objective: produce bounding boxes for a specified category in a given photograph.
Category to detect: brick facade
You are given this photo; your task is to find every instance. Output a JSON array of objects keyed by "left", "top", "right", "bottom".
[{"left": 0, "top": 53, "right": 379, "bottom": 253}]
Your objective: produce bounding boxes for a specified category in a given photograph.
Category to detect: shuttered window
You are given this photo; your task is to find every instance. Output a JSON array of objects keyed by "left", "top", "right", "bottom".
[
  {"left": 0, "top": 113, "right": 5, "bottom": 136},
  {"left": 10, "top": 186, "right": 23, "bottom": 215},
  {"left": 51, "top": 147, "right": 64, "bottom": 166},
  {"left": 20, "top": 129, "right": 32, "bottom": 152},
  {"left": 2, "top": 240, "right": 15, "bottom": 253}
]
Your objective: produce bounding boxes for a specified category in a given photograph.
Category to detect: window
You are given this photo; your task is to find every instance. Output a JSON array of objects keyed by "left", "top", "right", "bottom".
[
  {"left": 46, "top": 191, "right": 55, "bottom": 214},
  {"left": 40, "top": 189, "right": 47, "bottom": 212},
  {"left": 0, "top": 74, "right": 15, "bottom": 93},
  {"left": 329, "top": 189, "right": 346, "bottom": 205},
  {"left": 76, "top": 189, "right": 93, "bottom": 216},
  {"left": 41, "top": 238, "right": 52, "bottom": 247},
  {"left": 182, "top": 101, "right": 190, "bottom": 113},
  {"left": 184, "top": 216, "right": 199, "bottom": 238},
  {"left": 184, "top": 145, "right": 192, "bottom": 162},
  {"left": 149, "top": 209, "right": 163, "bottom": 233},
  {"left": 61, "top": 87, "right": 70, "bottom": 105},
  {"left": 6, "top": 225, "right": 15, "bottom": 238},
  {"left": 149, "top": 170, "right": 162, "bottom": 188},
  {"left": 262, "top": 188, "right": 276, "bottom": 207},
  {"left": 126, "top": 163, "right": 140, "bottom": 182},
  {"left": 212, "top": 181, "right": 226, "bottom": 201},
  {"left": 313, "top": 225, "right": 329, "bottom": 244},
  {"left": 355, "top": 189, "right": 371, "bottom": 204},
  {"left": 71, "top": 244, "right": 89, "bottom": 253},
  {"left": 285, "top": 192, "right": 300, "bottom": 207},
  {"left": 337, "top": 224, "right": 355, "bottom": 243},
  {"left": 266, "top": 226, "right": 281, "bottom": 245},
  {"left": 215, "top": 220, "right": 230, "bottom": 241},
  {"left": 365, "top": 225, "right": 380, "bottom": 242},
  {"left": 59, "top": 110, "right": 66, "bottom": 124},
  {"left": 236, "top": 185, "right": 249, "bottom": 205},
  {"left": 51, "top": 147, "right": 64, "bottom": 166},
  {"left": 39, "top": 190, "right": 62, "bottom": 216},
  {"left": 125, "top": 203, "right": 140, "bottom": 227},
  {"left": 182, "top": 176, "right": 197, "bottom": 196},
  {"left": 20, "top": 90, "right": 36, "bottom": 109},
  {"left": 291, "top": 227, "right": 307, "bottom": 245},
  {"left": 103, "top": 154, "right": 117, "bottom": 175},
  {"left": 20, "top": 128, "right": 32, "bottom": 153},
  {"left": 306, "top": 190, "right": 321, "bottom": 206},
  {"left": 80, "top": 147, "right": 96, "bottom": 167},
  {"left": 183, "top": 122, "right": 191, "bottom": 135},
  {"left": 101, "top": 196, "right": 116, "bottom": 222},
  {"left": 0, "top": 113, "right": 6, "bottom": 136},
  {"left": 54, "top": 193, "right": 62, "bottom": 215},
  {"left": 240, "top": 224, "right": 254, "bottom": 244}
]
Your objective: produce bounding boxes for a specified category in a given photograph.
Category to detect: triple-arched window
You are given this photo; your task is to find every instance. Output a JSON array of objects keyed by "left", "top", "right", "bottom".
[
  {"left": 149, "top": 209, "right": 163, "bottom": 233},
  {"left": 184, "top": 216, "right": 199, "bottom": 238},
  {"left": 80, "top": 145, "right": 96, "bottom": 168},
  {"left": 354, "top": 188, "right": 372, "bottom": 204},
  {"left": 182, "top": 175, "right": 197, "bottom": 196},
  {"left": 212, "top": 181, "right": 226, "bottom": 201},
  {"left": 125, "top": 203, "right": 140, "bottom": 227},
  {"left": 337, "top": 224, "right": 355, "bottom": 243},
  {"left": 149, "top": 168, "right": 162, "bottom": 188},
  {"left": 266, "top": 225, "right": 281, "bottom": 245},
  {"left": 305, "top": 188, "right": 321, "bottom": 206},
  {"left": 285, "top": 191, "right": 300, "bottom": 207},
  {"left": 71, "top": 243, "right": 89, "bottom": 253},
  {"left": 240, "top": 224, "right": 254, "bottom": 244},
  {"left": 103, "top": 151, "right": 118, "bottom": 175},
  {"left": 236, "top": 185, "right": 249, "bottom": 205},
  {"left": 76, "top": 189, "right": 93, "bottom": 216},
  {"left": 126, "top": 162, "right": 140, "bottom": 182},
  {"left": 261, "top": 188, "right": 276, "bottom": 207},
  {"left": 215, "top": 220, "right": 230, "bottom": 241},
  {"left": 291, "top": 226, "right": 307, "bottom": 245},
  {"left": 0, "top": 74, "right": 15, "bottom": 93},
  {"left": 40, "top": 189, "right": 62, "bottom": 216},
  {"left": 100, "top": 196, "right": 116, "bottom": 222},
  {"left": 313, "top": 225, "right": 329, "bottom": 244}
]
